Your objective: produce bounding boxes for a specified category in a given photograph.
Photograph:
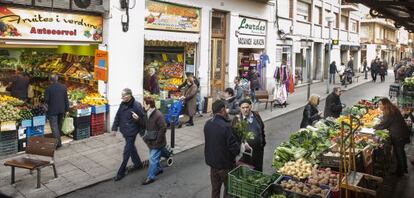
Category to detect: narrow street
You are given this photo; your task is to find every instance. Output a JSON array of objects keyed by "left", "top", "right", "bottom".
[{"left": 62, "top": 77, "right": 413, "bottom": 198}]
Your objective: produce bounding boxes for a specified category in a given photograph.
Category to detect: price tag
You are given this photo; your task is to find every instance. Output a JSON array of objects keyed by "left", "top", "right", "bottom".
[
  {"left": 162, "top": 53, "right": 168, "bottom": 61},
  {"left": 177, "top": 54, "right": 183, "bottom": 63}
]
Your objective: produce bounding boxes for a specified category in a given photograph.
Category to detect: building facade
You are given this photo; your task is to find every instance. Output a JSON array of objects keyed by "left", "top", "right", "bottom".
[{"left": 275, "top": 0, "right": 361, "bottom": 85}]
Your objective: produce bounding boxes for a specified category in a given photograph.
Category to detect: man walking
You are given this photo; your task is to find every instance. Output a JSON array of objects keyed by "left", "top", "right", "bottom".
[
  {"left": 348, "top": 57, "right": 354, "bottom": 72},
  {"left": 329, "top": 61, "right": 338, "bottom": 84},
  {"left": 112, "top": 88, "right": 145, "bottom": 181},
  {"left": 324, "top": 87, "right": 343, "bottom": 118},
  {"left": 204, "top": 100, "right": 240, "bottom": 198},
  {"left": 44, "top": 74, "right": 69, "bottom": 148},
  {"left": 238, "top": 99, "right": 266, "bottom": 171}
]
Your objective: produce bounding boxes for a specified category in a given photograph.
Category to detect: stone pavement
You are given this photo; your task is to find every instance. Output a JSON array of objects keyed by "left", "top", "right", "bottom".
[{"left": 0, "top": 75, "right": 371, "bottom": 198}]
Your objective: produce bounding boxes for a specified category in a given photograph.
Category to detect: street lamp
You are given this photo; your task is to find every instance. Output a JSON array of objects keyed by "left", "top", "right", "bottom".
[{"left": 326, "top": 12, "right": 335, "bottom": 94}]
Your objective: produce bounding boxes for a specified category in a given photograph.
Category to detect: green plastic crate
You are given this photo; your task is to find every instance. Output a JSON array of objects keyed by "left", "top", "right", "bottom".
[{"left": 228, "top": 166, "right": 280, "bottom": 198}]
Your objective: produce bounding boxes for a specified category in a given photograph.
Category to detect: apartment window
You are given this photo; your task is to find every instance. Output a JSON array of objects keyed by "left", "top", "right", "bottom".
[
  {"left": 314, "top": 6, "right": 322, "bottom": 25},
  {"left": 289, "top": 0, "right": 294, "bottom": 18},
  {"left": 335, "top": 13, "right": 339, "bottom": 28},
  {"left": 341, "top": 15, "right": 348, "bottom": 30},
  {"left": 324, "top": 9, "right": 330, "bottom": 26},
  {"left": 350, "top": 19, "right": 358, "bottom": 32},
  {"left": 297, "top": 1, "right": 311, "bottom": 22}
]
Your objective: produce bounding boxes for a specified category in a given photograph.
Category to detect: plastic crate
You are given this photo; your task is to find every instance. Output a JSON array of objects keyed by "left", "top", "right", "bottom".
[
  {"left": 91, "top": 105, "right": 107, "bottom": 114},
  {"left": 73, "top": 126, "right": 90, "bottom": 140},
  {"left": 74, "top": 115, "right": 91, "bottom": 129},
  {"left": 228, "top": 166, "right": 281, "bottom": 198},
  {"left": 32, "top": 115, "right": 46, "bottom": 126},
  {"left": 21, "top": 119, "right": 32, "bottom": 128},
  {"left": 0, "top": 139, "right": 18, "bottom": 156},
  {"left": 0, "top": 130, "right": 17, "bottom": 141},
  {"left": 260, "top": 184, "right": 312, "bottom": 198},
  {"left": 71, "top": 107, "right": 92, "bottom": 117},
  {"left": 91, "top": 113, "right": 105, "bottom": 125},
  {"left": 91, "top": 122, "right": 105, "bottom": 136},
  {"left": 25, "top": 126, "right": 45, "bottom": 138}
]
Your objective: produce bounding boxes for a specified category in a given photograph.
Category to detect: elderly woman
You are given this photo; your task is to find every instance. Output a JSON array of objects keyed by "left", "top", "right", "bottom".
[
  {"left": 180, "top": 76, "right": 198, "bottom": 126},
  {"left": 300, "top": 94, "right": 322, "bottom": 128},
  {"left": 141, "top": 96, "right": 167, "bottom": 185},
  {"left": 374, "top": 98, "right": 411, "bottom": 176}
]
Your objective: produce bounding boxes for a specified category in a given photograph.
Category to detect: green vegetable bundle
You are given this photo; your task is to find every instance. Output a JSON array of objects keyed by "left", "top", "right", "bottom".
[{"left": 232, "top": 119, "right": 255, "bottom": 142}]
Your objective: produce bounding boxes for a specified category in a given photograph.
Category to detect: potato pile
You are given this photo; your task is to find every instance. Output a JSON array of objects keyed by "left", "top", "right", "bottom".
[
  {"left": 308, "top": 168, "right": 339, "bottom": 191},
  {"left": 278, "top": 158, "right": 313, "bottom": 179},
  {"left": 280, "top": 179, "right": 329, "bottom": 197}
]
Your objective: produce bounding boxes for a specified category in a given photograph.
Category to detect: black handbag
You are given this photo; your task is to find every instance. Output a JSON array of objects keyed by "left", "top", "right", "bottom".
[{"left": 142, "top": 130, "right": 158, "bottom": 141}]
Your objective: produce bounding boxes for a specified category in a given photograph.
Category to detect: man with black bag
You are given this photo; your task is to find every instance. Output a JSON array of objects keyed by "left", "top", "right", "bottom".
[{"left": 111, "top": 88, "right": 145, "bottom": 181}]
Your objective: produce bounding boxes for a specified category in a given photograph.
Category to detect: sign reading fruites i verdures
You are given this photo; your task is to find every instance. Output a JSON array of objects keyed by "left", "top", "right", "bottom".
[{"left": 0, "top": 6, "right": 103, "bottom": 42}]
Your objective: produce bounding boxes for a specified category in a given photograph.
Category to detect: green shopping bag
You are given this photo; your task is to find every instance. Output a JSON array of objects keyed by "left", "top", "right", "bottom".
[{"left": 62, "top": 116, "right": 75, "bottom": 135}]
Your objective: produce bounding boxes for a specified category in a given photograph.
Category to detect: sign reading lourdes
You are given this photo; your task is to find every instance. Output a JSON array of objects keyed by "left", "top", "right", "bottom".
[
  {"left": 238, "top": 16, "right": 266, "bottom": 36},
  {"left": 237, "top": 16, "right": 266, "bottom": 48}
]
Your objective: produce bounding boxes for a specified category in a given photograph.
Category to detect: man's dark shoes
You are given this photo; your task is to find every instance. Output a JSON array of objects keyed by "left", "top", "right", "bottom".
[
  {"left": 129, "top": 164, "right": 143, "bottom": 172},
  {"left": 113, "top": 174, "right": 125, "bottom": 182},
  {"left": 185, "top": 122, "right": 194, "bottom": 126},
  {"left": 155, "top": 170, "right": 164, "bottom": 176},
  {"left": 142, "top": 178, "right": 155, "bottom": 185}
]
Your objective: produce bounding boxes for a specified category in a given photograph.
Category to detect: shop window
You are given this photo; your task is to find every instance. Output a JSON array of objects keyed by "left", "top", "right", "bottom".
[
  {"left": 297, "top": 1, "right": 311, "bottom": 22},
  {"left": 341, "top": 15, "right": 348, "bottom": 30}
]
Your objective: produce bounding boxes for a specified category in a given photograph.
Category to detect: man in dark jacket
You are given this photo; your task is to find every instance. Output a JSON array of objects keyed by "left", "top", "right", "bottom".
[
  {"left": 112, "top": 88, "right": 145, "bottom": 181},
  {"left": 204, "top": 100, "right": 240, "bottom": 198},
  {"left": 9, "top": 68, "right": 30, "bottom": 101},
  {"left": 44, "top": 74, "right": 69, "bottom": 148},
  {"left": 371, "top": 59, "right": 379, "bottom": 82},
  {"left": 329, "top": 61, "right": 337, "bottom": 84},
  {"left": 238, "top": 99, "right": 266, "bottom": 171},
  {"left": 324, "top": 87, "right": 343, "bottom": 118}
]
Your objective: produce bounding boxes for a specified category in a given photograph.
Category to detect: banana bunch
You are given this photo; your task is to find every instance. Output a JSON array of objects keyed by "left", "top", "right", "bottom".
[{"left": 80, "top": 93, "right": 108, "bottom": 106}]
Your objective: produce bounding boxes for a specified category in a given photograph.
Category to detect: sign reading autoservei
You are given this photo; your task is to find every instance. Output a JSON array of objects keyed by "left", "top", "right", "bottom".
[
  {"left": 238, "top": 34, "right": 266, "bottom": 49},
  {"left": 145, "top": 0, "right": 200, "bottom": 32},
  {"left": 0, "top": 6, "right": 103, "bottom": 42},
  {"left": 238, "top": 16, "right": 267, "bottom": 36}
]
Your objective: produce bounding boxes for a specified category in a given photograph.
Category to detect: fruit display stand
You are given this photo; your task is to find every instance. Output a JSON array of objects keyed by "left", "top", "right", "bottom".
[{"left": 338, "top": 116, "right": 383, "bottom": 198}]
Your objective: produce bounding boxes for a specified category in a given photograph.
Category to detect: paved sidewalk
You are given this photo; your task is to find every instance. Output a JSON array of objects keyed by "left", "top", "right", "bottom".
[{"left": 0, "top": 76, "right": 371, "bottom": 198}]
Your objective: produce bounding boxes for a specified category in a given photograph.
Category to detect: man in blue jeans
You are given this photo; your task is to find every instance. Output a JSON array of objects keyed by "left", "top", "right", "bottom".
[
  {"left": 329, "top": 61, "right": 338, "bottom": 84},
  {"left": 111, "top": 88, "right": 145, "bottom": 181},
  {"left": 44, "top": 74, "right": 69, "bottom": 148}
]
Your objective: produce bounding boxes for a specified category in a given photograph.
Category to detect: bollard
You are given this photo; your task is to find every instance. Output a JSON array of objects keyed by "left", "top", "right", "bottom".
[{"left": 170, "top": 115, "right": 176, "bottom": 148}]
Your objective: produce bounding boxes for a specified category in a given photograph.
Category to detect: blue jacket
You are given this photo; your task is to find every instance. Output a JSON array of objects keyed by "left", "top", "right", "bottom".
[
  {"left": 45, "top": 82, "right": 69, "bottom": 116},
  {"left": 111, "top": 97, "right": 145, "bottom": 137}
]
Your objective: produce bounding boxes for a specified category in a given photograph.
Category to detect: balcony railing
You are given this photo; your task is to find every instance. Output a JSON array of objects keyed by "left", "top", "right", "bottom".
[{"left": 341, "top": 1, "right": 359, "bottom": 11}]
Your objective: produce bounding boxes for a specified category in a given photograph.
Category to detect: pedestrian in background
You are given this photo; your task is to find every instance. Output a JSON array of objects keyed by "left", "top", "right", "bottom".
[
  {"left": 234, "top": 76, "right": 244, "bottom": 103},
  {"left": 338, "top": 62, "right": 346, "bottom": 83},
  {"left": 379, "top": 61, "right": 387, "bottom": 82},
  {"left": 329, "top": 61, "right": 338, "bottom": 84},
  {"left": 371, "top": 59, "right": 379, "bottom": 82},
  {"left": 204, "top": 100, "right": 240, "bottom": 198},
  {"left": 8, "top": 67, "right": 30, "bottom": 101},
  {"left": 238, "top": 99, "right": 266, "bottom": 171},
  {"left": 112, "top": 88, "right": 144, "bottom": 181},
  {"left": 44, "top": 74, "right": 69, "bottom": 148},
  {"left": 141, "top": 96, "right": 167, "bottom": 185},
  {"left": 249, "top": 68, "right": 260, "bottom": 103},
  {"left": 300, "top": 94, "right": 322, "bottom": 128},
  {"left": 348, "top": 57, "right": 354, "bottom": 72},
  {"left": 223, "top": 88, "right": 240, "bottom": 119},
  {"left": 324, "top": 87, "right": 343, "bottom": 118},
  {"left": 374, "top": 98, "right": 410, "bottom": 176},
  {"left": 363, "top": 59, "right": 368, "bottom": 79},
  {"left": 180, "top": 76, "right": 198, "bottom": 126}
]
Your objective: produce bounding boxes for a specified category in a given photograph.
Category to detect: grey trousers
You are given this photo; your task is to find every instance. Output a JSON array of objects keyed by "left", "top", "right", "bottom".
[{"left": 48, "top": 114, "right": 64, "bottom": 147}]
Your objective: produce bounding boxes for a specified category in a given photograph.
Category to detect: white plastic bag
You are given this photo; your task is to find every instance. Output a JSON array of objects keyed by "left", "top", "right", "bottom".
[{"left": 62, "top": 116, "right": 75, "bottom": 135}]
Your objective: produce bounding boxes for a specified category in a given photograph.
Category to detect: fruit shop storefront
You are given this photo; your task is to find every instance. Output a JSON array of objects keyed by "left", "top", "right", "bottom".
[
  {"left": 0, "top": 6, "right": 108, "bottom": 155},
  {"left": 143, "top": 0, "right": 200, "bottom": 114}
]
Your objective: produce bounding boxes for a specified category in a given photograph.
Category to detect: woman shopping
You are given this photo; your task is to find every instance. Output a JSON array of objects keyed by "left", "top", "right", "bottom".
[
  {"left": 300, "top": 94, "right": 322, "bottom": 128},
  {"left": 374, "top": 98, "right": 411, "bottom": 176},
  {"left": 180, "top": 76, "right": 198, "bottom": 126},
  {"left": 141, "top": 96, "right": 167, "bottom": 185}
]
